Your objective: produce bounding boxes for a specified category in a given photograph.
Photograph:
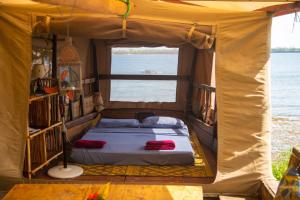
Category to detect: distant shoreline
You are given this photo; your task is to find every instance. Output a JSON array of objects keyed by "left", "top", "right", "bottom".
[
  {"left": 112, "top": 48, "right": 300, "bottom": 54},
  {"left": 271, "top": 50, "right": 300, "bottom": 53},
  {"left": 112, "top": 49, "right": 300, "bottom": 54}
]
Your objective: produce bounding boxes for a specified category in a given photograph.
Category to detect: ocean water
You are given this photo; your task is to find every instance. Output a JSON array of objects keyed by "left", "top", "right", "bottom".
[
  {"left": 271, "top": 53, "right": 300, "bottom": 117},
  {"left": 111, "top": 52, "right": 300, "bottom": 156},
  {"left": 111, "top": 54, "right": 178, "bottom": 102},
  {"left": 270, "top": 53, "right": 300, "bottom": 157}
]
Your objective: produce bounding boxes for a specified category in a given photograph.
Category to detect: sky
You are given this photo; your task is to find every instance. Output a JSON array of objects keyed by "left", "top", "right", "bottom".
[{"left": 271, "top": 13, "right": 300, "bottom": 48}]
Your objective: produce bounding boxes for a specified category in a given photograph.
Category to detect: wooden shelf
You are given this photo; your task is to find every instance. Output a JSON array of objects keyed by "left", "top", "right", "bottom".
[
  {"left": 31, "top": 151, "right": 63, "bottom": 174},
  {"left": 25, "top": 92, "right": 62, "bottom": 179},
  {"left": 29, "top": 122, "right": 62, "bottom": 139},
  {"left": 29, "top": 92, "right": 58, "bottom": 103}
]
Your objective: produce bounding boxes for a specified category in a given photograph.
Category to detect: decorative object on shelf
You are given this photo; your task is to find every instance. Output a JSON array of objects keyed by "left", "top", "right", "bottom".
[
  {"left": 93, "top": 92, "right": 104, "bottom": 112},
  {"left": 31, "top": 64, "right": 47, "bottom": 80},
  {"left": 44, "top": 86, "right": 58, "bottom": 94},
  {"left": 47, "top": 36, "right": 83, "bottom": 179},
  {"left": 31, "top": 40, "right": 52, "bottom": 80},
  {"left": 34, "top": 78, "right": 45, "bottom": 95}
]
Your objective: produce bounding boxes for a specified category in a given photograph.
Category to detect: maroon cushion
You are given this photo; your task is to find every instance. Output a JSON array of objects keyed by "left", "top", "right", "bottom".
[
  {"left": 145, "top": 140, "right": 175, "bottom": 147},
  {"left": 144, "top": 145, "right": 175, "bottom": 150},
  {"left": 145, "top": 140, "right": 175, "bottom": 150}
]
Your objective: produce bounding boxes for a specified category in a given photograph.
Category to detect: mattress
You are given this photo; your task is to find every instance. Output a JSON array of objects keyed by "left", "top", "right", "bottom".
[{"left": 71, "top": 127, "right": 194, "bottom": 165}]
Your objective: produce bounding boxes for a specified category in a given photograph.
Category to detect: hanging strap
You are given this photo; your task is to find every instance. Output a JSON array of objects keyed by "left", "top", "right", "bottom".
[
  {"left": 122, "top": 18, "right": 127, "bottom": 38},
  {"left": 187, "top": 23, "right": 196, "bottom": 42},
  {"left": 118, "top": 0, "right": 131, "bottom": 38}
]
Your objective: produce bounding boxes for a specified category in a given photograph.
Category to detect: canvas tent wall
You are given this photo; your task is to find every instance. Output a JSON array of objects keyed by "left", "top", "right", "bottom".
[{"left": 1, "top": 0, "right": 290, "bottom": 196}]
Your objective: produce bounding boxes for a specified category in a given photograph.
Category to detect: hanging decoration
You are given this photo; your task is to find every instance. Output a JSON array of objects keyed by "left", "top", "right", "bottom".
[{"left": 57, "top": 37, "right": 82, "bottom": 96}]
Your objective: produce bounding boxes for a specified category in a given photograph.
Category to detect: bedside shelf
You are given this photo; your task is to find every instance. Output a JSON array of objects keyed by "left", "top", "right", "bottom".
[{"left": 24, "top": 92, "right": 62, "bottom": 179}]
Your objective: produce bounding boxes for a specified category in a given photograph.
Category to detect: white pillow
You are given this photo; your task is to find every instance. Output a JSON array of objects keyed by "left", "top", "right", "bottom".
[
  {"left": 97, "top": 118, "right": 140, "bottom": 128},
  {"left": 141, "top": 116, "right": 185, "bottom": 128}
]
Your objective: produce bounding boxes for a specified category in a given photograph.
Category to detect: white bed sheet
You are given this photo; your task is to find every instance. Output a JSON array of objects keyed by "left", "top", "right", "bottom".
[{"left": 71, "top": 127, "right": 194, "bottom": 165}]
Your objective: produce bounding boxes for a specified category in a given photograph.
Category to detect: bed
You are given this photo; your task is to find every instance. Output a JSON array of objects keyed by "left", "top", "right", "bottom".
[{"left": 71, "top": 117, "right": 195, "bottom": 165}]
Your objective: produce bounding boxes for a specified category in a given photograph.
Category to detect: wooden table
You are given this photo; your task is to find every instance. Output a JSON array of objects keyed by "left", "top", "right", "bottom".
[{"left": 3, "top": 183, "right": 203, "bottom": 200}]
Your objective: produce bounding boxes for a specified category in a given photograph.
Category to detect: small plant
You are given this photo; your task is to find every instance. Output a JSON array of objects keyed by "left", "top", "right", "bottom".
[
  {"left": 86, "top": 183, "right": 110, "bottom": 200},
  {"left": 272, "top": 150, "right": 292, "bottom": 180}
]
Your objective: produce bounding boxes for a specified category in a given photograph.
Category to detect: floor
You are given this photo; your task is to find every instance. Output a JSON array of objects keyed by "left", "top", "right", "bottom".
[
  {"left": 32, "top": 137, "right": 217, "bottom": 184},
  {"left": 0, "top": 129, "right": 217, "bottom": 199}
]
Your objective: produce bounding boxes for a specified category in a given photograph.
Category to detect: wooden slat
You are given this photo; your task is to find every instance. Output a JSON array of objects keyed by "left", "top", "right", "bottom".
[
  {"left": 31, "top": 151, "right": 63, "bottom": 174},
  {"left": 193, "top": 83, "right": 216, "bottom": 92},
  {"left": 29, "top": 122, "right": 62, "bottom": 139},
  {"left": 99, "top": 74, "right": 189, "bottom": 81},
  {"left": 29, "top": 93, "right": 58, "bottom": 102},
  {"left": 65, "top": 112, "right": 97, "bottom": 129},
  {"left": 256, "top": 2, "right": 300, "bottom": 17}
]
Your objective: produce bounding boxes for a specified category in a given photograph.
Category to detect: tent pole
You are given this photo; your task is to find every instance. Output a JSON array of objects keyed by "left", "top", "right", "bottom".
[
  {"left": 51, "top": 34, "right": 57, "bottom": 79},
  {"left": 47, "top": 95, "right": 83, "bottom": 179}
]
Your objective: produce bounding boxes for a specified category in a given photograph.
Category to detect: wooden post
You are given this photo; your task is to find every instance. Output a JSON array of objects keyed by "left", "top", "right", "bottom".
[
  {"left": 47, "top": 96, "right": 51, "bottom": 126},
  {"left": 79, "top": 95, "right": 84, "bottom": 116},
  {"left": 68, "top": 100, "right": 73, "bottom": 121},
  {"left": 26, "top": 137, "right": 32, "bottom": 179},
  {"left": 92, "top": 40, "right": 100, "bottom": 92},
  {"left": 51, "top": 34, "right": 57, "bottom": 79},
  {"left": 185, "top": 49, "right": 198, "bottom": 115}
]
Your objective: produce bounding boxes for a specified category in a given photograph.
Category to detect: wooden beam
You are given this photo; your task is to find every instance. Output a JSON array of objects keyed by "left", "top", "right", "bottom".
[
  {"left": 185, "top": 49, "right": 198, "bottom": 114},
  {"left": 193, "top": 83, "right": 216, "bottom": 92},
  {"left": 256, "top": 2, "right": 300, "bottom": 17},
  {"left": 92, "top": 40, "right": 100, "bottom": 92},
  {"left": 65, "top": 112, "right": 97, "bottom": 129},
  {"left": 99, "top": 74, "right": 189, "bottom": 81}
]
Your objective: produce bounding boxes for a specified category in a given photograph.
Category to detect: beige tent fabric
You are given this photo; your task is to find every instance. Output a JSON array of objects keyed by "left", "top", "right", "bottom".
[
  {"left": 204, "top": 13, "right": 273, "bottom": 194},
  {"left": 50, "top": 17, "right": 215, "bottom": 49},
  {"left": 32, "top": 0, "right": 128, "bottom": 15},
  {"left": 0, "top": 0, "right": 274, "bottom": 196},
  {"left": 192, "top": 49, "right": 214, "bottom": 117},
  {"left": 0, "top": 10, "right": 32, "bottom": 178}
]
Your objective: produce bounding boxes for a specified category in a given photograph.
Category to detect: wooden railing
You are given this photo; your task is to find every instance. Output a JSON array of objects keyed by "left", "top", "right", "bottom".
[
  {"left": 194, "top": 83, "right": 216, "bottom": 126},
  {"left": 189, "top": 84, "right": 217, "bottom": 152}
]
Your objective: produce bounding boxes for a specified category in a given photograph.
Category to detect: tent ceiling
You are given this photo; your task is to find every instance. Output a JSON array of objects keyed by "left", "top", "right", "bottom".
[
  {"left": 1, "top": 0, "right": 299, "bottom": 13},
  {"left": 181, "top": 1, "right": 291, "bottom": 11}
]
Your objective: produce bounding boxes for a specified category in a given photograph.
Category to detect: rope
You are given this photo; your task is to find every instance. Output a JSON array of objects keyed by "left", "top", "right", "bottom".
[
  {"left": 187, "top": 23, "right": 197, "bottom": 42},
  {"left": 117, "top": 0, "right": 131, "bottom": 38},
  {"left": 122, "top": 18, "right": 127, "bottom": 38}
]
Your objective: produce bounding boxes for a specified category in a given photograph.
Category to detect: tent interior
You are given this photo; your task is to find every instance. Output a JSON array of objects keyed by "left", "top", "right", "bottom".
[{"left": 1, "top": 0, "right": 300, "bottom": 199}]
